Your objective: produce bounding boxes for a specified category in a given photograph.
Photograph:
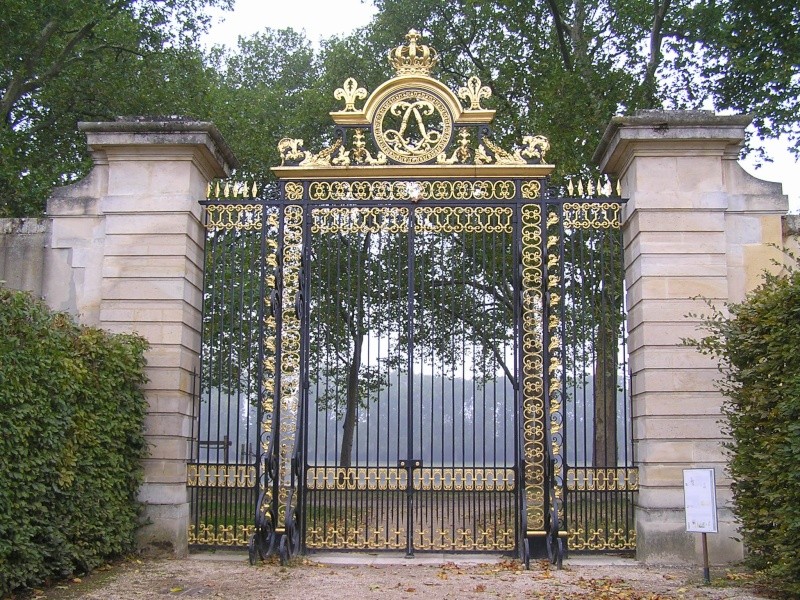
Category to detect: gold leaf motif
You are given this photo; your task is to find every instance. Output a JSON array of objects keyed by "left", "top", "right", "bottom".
[
  {"left": 299, "top": 137, "right": 343, "bottom": 167},
  {"left": 521, "top": 135, "right": 550, "bottom": 162},
  {"left": 285, "top": 182, "right": 303, "bottom": 200},
  {"left": 277, "top": 138, "right": 307, "bottom": 165},
  {"left": 481, "top": 137, "right": 525, "bottom": 165},
  {"left": 521, "top": 180, "right": 541, "bottom": 199}
]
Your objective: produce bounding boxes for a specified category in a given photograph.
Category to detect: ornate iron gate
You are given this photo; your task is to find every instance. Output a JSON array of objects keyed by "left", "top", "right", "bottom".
[{"left": 188, "top": 30, "right": 636, "bottom": 562}]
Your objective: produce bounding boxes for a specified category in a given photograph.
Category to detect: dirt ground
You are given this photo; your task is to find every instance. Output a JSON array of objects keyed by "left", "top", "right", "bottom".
[{"left": 22, "top": 554, "right": 774, "bottom": 600}]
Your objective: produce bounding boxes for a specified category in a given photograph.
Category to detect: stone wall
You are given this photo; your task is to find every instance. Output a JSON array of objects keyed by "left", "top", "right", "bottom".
[
  {"left": 595, "top": 110, "right": 789, "bottom": 564},
  {"left": 0, "top": 218, "right": 47, "bottom": 296}
]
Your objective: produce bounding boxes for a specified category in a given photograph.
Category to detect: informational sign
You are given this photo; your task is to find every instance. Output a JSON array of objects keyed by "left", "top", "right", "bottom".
[{"left": 683, "top": 468, "right": 718, "bottom": 533}]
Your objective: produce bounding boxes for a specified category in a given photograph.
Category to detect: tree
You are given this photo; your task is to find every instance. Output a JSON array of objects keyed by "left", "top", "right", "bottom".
[
  {"left": 689, "top": 0, "right": 800, "bottom": 156},
  {"left": 0, "top": 0, "right": 232, "bottom": 216}
]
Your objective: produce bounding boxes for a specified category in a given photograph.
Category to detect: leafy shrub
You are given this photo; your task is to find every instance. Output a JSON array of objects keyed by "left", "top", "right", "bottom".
[
  {"left": 0, "top": 288, "right": 149, "bottom": 595},
  {"left": 688, "top": 256, "right": 800, "bottom": 597}
]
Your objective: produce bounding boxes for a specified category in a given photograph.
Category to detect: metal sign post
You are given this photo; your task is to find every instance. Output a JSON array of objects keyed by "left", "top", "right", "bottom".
[{"left": 683, "top": 468, "right": 718, "bottom": 584}]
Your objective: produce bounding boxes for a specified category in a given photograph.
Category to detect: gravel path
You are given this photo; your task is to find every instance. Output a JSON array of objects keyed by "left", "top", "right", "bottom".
[{"left": 28, "top": 554, "right": 771, "bottom": 600}]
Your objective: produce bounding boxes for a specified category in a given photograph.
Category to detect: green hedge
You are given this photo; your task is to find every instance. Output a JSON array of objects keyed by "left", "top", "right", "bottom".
[
  {"left": 689, "top": 256, "right": 800, "bottom": 597},
  {"left": 0, "top": 288, "right": 149, "bottom": 596}
]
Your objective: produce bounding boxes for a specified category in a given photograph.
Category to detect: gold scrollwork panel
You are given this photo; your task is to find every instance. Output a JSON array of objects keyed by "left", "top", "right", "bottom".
[
  {"left": 276, "top": 206, "right": 304, "bottom": 529},
  {"left": 306, "top": 468, "right": 408, "bottom": 491},
  {"left": 413, "top": 468, "right": 516, "bottom": 492},
  {"left": 311, "top": 206, "right": 409, "bottom": 234},
  {"left": 520, "top": 203, "right": 546, "bottom": 531},
  {"left": 545, "top": 206, "right": 564, "bottom": 528}
]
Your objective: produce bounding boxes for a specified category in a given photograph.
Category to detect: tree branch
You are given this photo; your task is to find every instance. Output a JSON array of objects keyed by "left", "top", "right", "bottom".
[{"left": 545, "top": 0, "right": 574, "bottom": 71}]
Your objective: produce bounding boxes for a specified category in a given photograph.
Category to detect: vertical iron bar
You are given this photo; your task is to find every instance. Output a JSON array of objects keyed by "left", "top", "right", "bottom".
[{"left": 405, "top": 204, "right": 416, "bottom": 557}]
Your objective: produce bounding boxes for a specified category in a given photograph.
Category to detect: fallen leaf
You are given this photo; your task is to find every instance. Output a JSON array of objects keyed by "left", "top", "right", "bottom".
[
  {"left": 475, "top": 584, "right": 487, "bottom": 592},
  {"left": 170, "top": 585, "right": 184, "bottom": 593}
]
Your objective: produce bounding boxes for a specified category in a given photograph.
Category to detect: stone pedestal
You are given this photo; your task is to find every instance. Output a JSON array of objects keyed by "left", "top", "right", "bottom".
[
  {"left": 594, "top": 110, "right": 788, "bottom": 563},
  {"left": 45, "top": 120, "right": 237, "bottom": 556}
]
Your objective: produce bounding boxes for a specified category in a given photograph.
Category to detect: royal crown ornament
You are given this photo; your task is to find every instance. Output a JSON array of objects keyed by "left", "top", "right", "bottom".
[{"left": 388, "top": 29, "right": 438, "bottom": 76}]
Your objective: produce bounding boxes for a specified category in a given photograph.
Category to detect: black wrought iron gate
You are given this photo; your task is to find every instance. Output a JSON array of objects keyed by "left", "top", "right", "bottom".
[
  {"left": 303, "top": 203, "right": 518, "bottom": 554},
  {"left": 188, "top": 30, "right": 637, "bottom": 563}
]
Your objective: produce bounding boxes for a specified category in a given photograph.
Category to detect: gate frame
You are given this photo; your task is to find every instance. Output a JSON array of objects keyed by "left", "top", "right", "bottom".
[{"left": 226, "top": 30, "right": 632, "bottom": 565}]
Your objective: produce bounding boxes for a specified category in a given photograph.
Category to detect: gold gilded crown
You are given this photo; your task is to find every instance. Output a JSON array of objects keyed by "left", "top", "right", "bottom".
[{"left": 388, "top": 29, "right": 438, "bottom": 76}]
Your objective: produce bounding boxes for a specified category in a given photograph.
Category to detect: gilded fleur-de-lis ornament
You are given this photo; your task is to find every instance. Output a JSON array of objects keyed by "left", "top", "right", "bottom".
[
  {"left": 334, "top": 78, "right": 367, "bottom": 112},
  {"left": 458, "top": 76, "right": 491, "bottom": 110}
]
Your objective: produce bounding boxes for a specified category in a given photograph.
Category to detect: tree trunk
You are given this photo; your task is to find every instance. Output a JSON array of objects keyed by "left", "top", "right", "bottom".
[
  {"left": 339, "top": 336, "right": 362, "bottom": 468},
  {"left": 593, "top": 316, "right": 618, "bottom": 468}
]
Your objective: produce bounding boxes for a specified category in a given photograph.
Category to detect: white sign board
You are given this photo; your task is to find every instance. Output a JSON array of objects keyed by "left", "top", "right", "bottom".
[{"left": 683, "top": 468, "right": 718, "bottom": 533}]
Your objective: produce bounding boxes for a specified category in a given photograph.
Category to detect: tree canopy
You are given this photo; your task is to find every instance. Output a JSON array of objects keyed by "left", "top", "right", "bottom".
[
  {"left": 0, "top": 0, "right": 231, "bottom": 216},
  {"left": 1, "top": 0, "right": 798, "bottom": 213}
]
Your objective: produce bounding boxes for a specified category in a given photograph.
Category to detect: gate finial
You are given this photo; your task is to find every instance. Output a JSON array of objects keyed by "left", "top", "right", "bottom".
[{"left": 389, "top": 29, "right": 438, "bottom": 76}]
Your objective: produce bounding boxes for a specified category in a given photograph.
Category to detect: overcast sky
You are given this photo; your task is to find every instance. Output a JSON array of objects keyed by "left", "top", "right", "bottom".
[{"left": 203, "top": 0, "right": 799, "bottom": 211}]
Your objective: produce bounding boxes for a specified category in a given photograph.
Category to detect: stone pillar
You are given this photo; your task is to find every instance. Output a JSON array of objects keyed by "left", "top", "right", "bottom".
[
  {"left": 594, "top": 110, "right": 788, "bottom": 563},
  {"left": 46, "top": 120, "right": 237, "bottom": 555}
]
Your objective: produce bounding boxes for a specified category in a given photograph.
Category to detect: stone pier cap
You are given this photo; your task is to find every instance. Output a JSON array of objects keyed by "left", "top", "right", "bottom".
[
  {"left": 78, "top": 118, "right": 240, "bottom": 177},
  {"left": 593, "top": 110, "right": 753, "bottom": 174}
]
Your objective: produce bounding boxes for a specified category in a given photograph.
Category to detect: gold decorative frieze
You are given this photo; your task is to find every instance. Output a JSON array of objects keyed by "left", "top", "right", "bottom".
[
  {"left": 204, "top": 204, "right": 262, "bottom": 232},
  {"left": 307, "top": 179, "right": 516, "bottom": 202},
  {"left": 414, "top": 527, "right": 515, "bottom": 551},
  {"left": 306, "top": 524, "right": 407, "bottom": 551},
  {"left": 566, "top": 467, "right": 639, "bottom": 491},
  {"left": 189, "top": 523, "right": 255, "bottom": 547},
  {"left": 306, "top": 467, "right": 516, "bottom": 492},
  {"left": 414, "top": 467, "right": 516, "bottom": 491},
  {"left": 563, "top": 202, "right": 622, "bottom": 229},
  {"left": 567, "top": 527, "right": 636, "bottom": 551},
  {"left": 187, "top": 464, "right": 257, "bottom": 488}
]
